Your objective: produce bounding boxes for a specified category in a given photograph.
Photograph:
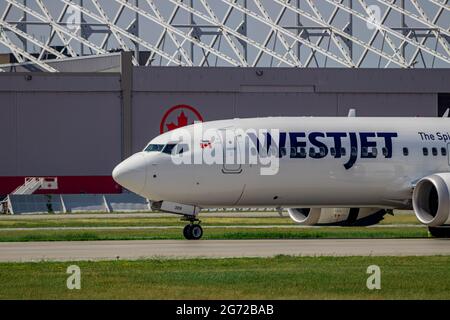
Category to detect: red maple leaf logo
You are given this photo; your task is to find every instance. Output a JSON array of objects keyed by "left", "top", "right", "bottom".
[{"left": 166, "top": 111, "right": 189, "bottom": 131}]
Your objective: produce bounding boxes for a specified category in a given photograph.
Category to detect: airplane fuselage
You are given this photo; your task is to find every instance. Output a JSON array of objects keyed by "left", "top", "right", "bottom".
[{"left": 113, "top": 117, "right": 450, "bottom": 209}]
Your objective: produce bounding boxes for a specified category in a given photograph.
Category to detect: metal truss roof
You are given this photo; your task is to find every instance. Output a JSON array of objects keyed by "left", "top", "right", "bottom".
[{"left": 0, "top": 0, "right": 449, "bottom": 71}]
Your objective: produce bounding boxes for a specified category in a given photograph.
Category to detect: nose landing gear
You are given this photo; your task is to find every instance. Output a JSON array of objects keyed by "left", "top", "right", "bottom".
[
  {"left": 182, "top": 216, "right": 203, "bottom": 240},
  {"left": 183, "top": 224, "right": 203, "bottom": 240}
]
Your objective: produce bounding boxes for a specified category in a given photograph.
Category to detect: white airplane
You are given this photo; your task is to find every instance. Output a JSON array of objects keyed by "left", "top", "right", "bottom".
[{"left": 113, "top": 110, "right": 450, "bottom": 240}]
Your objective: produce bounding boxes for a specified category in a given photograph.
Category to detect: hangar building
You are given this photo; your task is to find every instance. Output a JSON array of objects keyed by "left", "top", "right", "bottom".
[{"left": 0, "top": 0, "right": 449, "bottom": 197}]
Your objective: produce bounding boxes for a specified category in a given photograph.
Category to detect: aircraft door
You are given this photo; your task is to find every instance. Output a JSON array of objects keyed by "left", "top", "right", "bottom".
[{"left": 220, "top": 129, "right": 242, "bottom": 174}]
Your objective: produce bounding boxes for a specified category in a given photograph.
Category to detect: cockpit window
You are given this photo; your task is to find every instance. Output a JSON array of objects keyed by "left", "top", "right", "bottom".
[
  {"left": 177, "top": 144, "right": 189, "bottom": 154},
  {"left": 163, "top": 144, "right": 177, "bottom": 154},
  {"left": 145, "top": 144, "right": 164, "bottom": 152},
  {"left": 144, "top": 143, "right": 189, "bottom": 155}
]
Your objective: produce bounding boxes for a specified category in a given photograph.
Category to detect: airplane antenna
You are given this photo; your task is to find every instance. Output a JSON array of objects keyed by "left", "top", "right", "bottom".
[
  {"left": 348, "top": 109, "right": 356, "bottom": 117},
  {"left": 442, "top": 108, "right": 449, "bottom": 118}
]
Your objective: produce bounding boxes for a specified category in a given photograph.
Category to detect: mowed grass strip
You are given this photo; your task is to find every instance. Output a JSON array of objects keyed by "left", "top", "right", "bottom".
[
  {"left": 0, "top": 212, "right": 419, "bottom": 229},
  {"left": 0, "top": 216, "right": 293, "bottom": 228},
  {"left": 0, "top": 226, "right": 428, "bottom": 242},
  {"left": 0, "top": 256, "right": 449, "bottom": 299}
]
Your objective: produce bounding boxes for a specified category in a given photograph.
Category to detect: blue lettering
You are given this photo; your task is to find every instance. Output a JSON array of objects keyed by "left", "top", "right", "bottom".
[
  {"left": 359, "top": 132, "right": 377, "bottom": 159},
  {"left": 326, "top": 132, "right": 347, "bottom": 158},
  {"left": 344, "top": 132, "right": 358, "bottom": 170},
  {"left": 289, "top": 132, "right": 307, "bottom": 159},
  {"left": 278, "top": 132, "right": 287, "bottom": 158},
  {"left": 377, "top": 132, "right": 397, "bottom": 158},
  {"left": 309, "top": 132, "right": 328, "bottom": 159},
  {"left": 246, "top": 131, "right": 398, "bottom": 170}
]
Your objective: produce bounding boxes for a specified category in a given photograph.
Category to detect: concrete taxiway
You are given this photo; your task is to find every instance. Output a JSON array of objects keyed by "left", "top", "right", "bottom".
[{"left": 0, "top": 239, "right": 448, "bottom": 262}]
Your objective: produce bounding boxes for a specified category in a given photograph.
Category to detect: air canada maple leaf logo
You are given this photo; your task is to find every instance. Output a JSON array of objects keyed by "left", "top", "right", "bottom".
[
  {"left": 160, "top": 105, "right": 204, "bottom": 134},
  {"left": 166, "top": 111, "right": 188, "bottom": 131}
]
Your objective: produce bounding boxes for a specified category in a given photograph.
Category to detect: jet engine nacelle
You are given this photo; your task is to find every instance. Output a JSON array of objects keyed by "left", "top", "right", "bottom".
[
  {"left": 287, "top": 207, "right": 387, "bottom": 226},
  {"left": 413, "top": 173, "right": 450, "bottom": 227}
]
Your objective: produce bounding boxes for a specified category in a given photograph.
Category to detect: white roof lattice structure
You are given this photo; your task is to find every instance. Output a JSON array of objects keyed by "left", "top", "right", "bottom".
[{"left": 0, "top": 0, "right": 449, "bottom": 71}]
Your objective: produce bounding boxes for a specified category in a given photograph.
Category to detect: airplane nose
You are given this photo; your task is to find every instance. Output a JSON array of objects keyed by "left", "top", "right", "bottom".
[{"left": 112, "top": 153, "right": 148, "bottom": 194}]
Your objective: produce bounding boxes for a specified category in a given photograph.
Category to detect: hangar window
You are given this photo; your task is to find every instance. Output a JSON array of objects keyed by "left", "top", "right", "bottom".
[
  {"left": 441, "top": 148, "right": 447, "bottom": 156},
  {"left": 403, "top": 148, "right": 409, "bottom": 156},
  {"left": 423, "top": 148, "right": 429, "bottom": 156},
  {"left": 432, "top": 147, "right": 438, "bottom": 156}
]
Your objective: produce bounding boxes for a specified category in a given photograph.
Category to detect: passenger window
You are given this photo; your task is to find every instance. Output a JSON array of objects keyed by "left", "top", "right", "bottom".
[
  {"left": 382, "top": 147, "right": 388, "bottom": 157},
  {"left": 361, "top": 147, "right": 368, "bottom": 157},
  {"left": 432, "top": 147, "right": 438, "bottom": 156},
  {"left": 309, "top": 148, "right": 316, "bottom": 157},
  {"left": 362, "top": 147, "right": 377, "bottom": 158},
  {"left": 269, "top": 146, "right": 278, "bottom": 156},
  {"left": 330, "top": 148, "right": 336, "bottom": 157},
  {"left": 340, "top": 148, "right": 346, "bottom": 156},
  {"left": 320, "top": 147, "right": 326, "bottom": 157},
  {"left": 441, "top": 148, "right": 447, "bottom": 156},
  {"left": 403, "top": 147, "right": 409, "bottom": 156},
  {"left": 290, "top": 147, "right": 296, "bottom": 157},
  {"left": 290, "top": 147, "right": 306, "bottom": 158},
  {"left": 423, "top": 148, "right": 429, "bottom": 156},
  {"left": 300, "top": 147, "right": 306, "bottom": 157},
  {"left": 351, "top": 147, "right": 357, "bottom": 157}
]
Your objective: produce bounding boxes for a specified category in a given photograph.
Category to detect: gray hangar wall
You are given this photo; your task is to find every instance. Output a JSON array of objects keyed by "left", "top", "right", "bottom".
[
  {"left": 132, "top": 67, "right": 446, "bottom": 151},
  {"left": 0, "top": 68, "right": 448, "bottom": 194},
  {"left": 0, "top": 74, "right": 123, "bottom": 194}
]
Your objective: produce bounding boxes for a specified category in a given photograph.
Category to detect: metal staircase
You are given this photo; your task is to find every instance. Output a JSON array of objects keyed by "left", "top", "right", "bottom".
[
  {"left": 12, "top": 178, "right": 42, "bottom": 195},
  {"left": 1, "top": 178, "right": 43, "bottom": 214}
]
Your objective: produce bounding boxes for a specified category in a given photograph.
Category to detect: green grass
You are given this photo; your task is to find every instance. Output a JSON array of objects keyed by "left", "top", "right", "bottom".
[
  {"left": 0, "top": 256, "right": 449, "bottom": 299},
  {"left": 0, "top": 212, "right": 425, "bottom": 242},
  {"left": 0, "top": 216, "right": 295, "bottom": 228},
  {"left": 0, "top": 212, "right": 419, "bottom": 229},
  {"left": 0, "top": 226, "right": 428, "bottom": 242}
]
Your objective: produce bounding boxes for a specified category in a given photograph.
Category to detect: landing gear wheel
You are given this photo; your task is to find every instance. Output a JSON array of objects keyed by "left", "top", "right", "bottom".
[
  {"left": 190, "top": 224, "right": 203, "bottom": 240},
  {"left": 183, "top": 224, "right": 203, "bottom": 240},
  {"left": 428, "top": 227, "right": 450, "bottom": 238},
  {"left": 183, "top": 224, "right": 193, "bottom": 240}
]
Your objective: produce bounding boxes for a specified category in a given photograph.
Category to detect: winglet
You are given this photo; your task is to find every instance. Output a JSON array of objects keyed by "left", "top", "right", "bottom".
[
  {"left": 348, "top": 109, "right": 356, "bottom": 117},
  {"left": 443, "top": 108, "right": 449, "bottom": 118}
]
